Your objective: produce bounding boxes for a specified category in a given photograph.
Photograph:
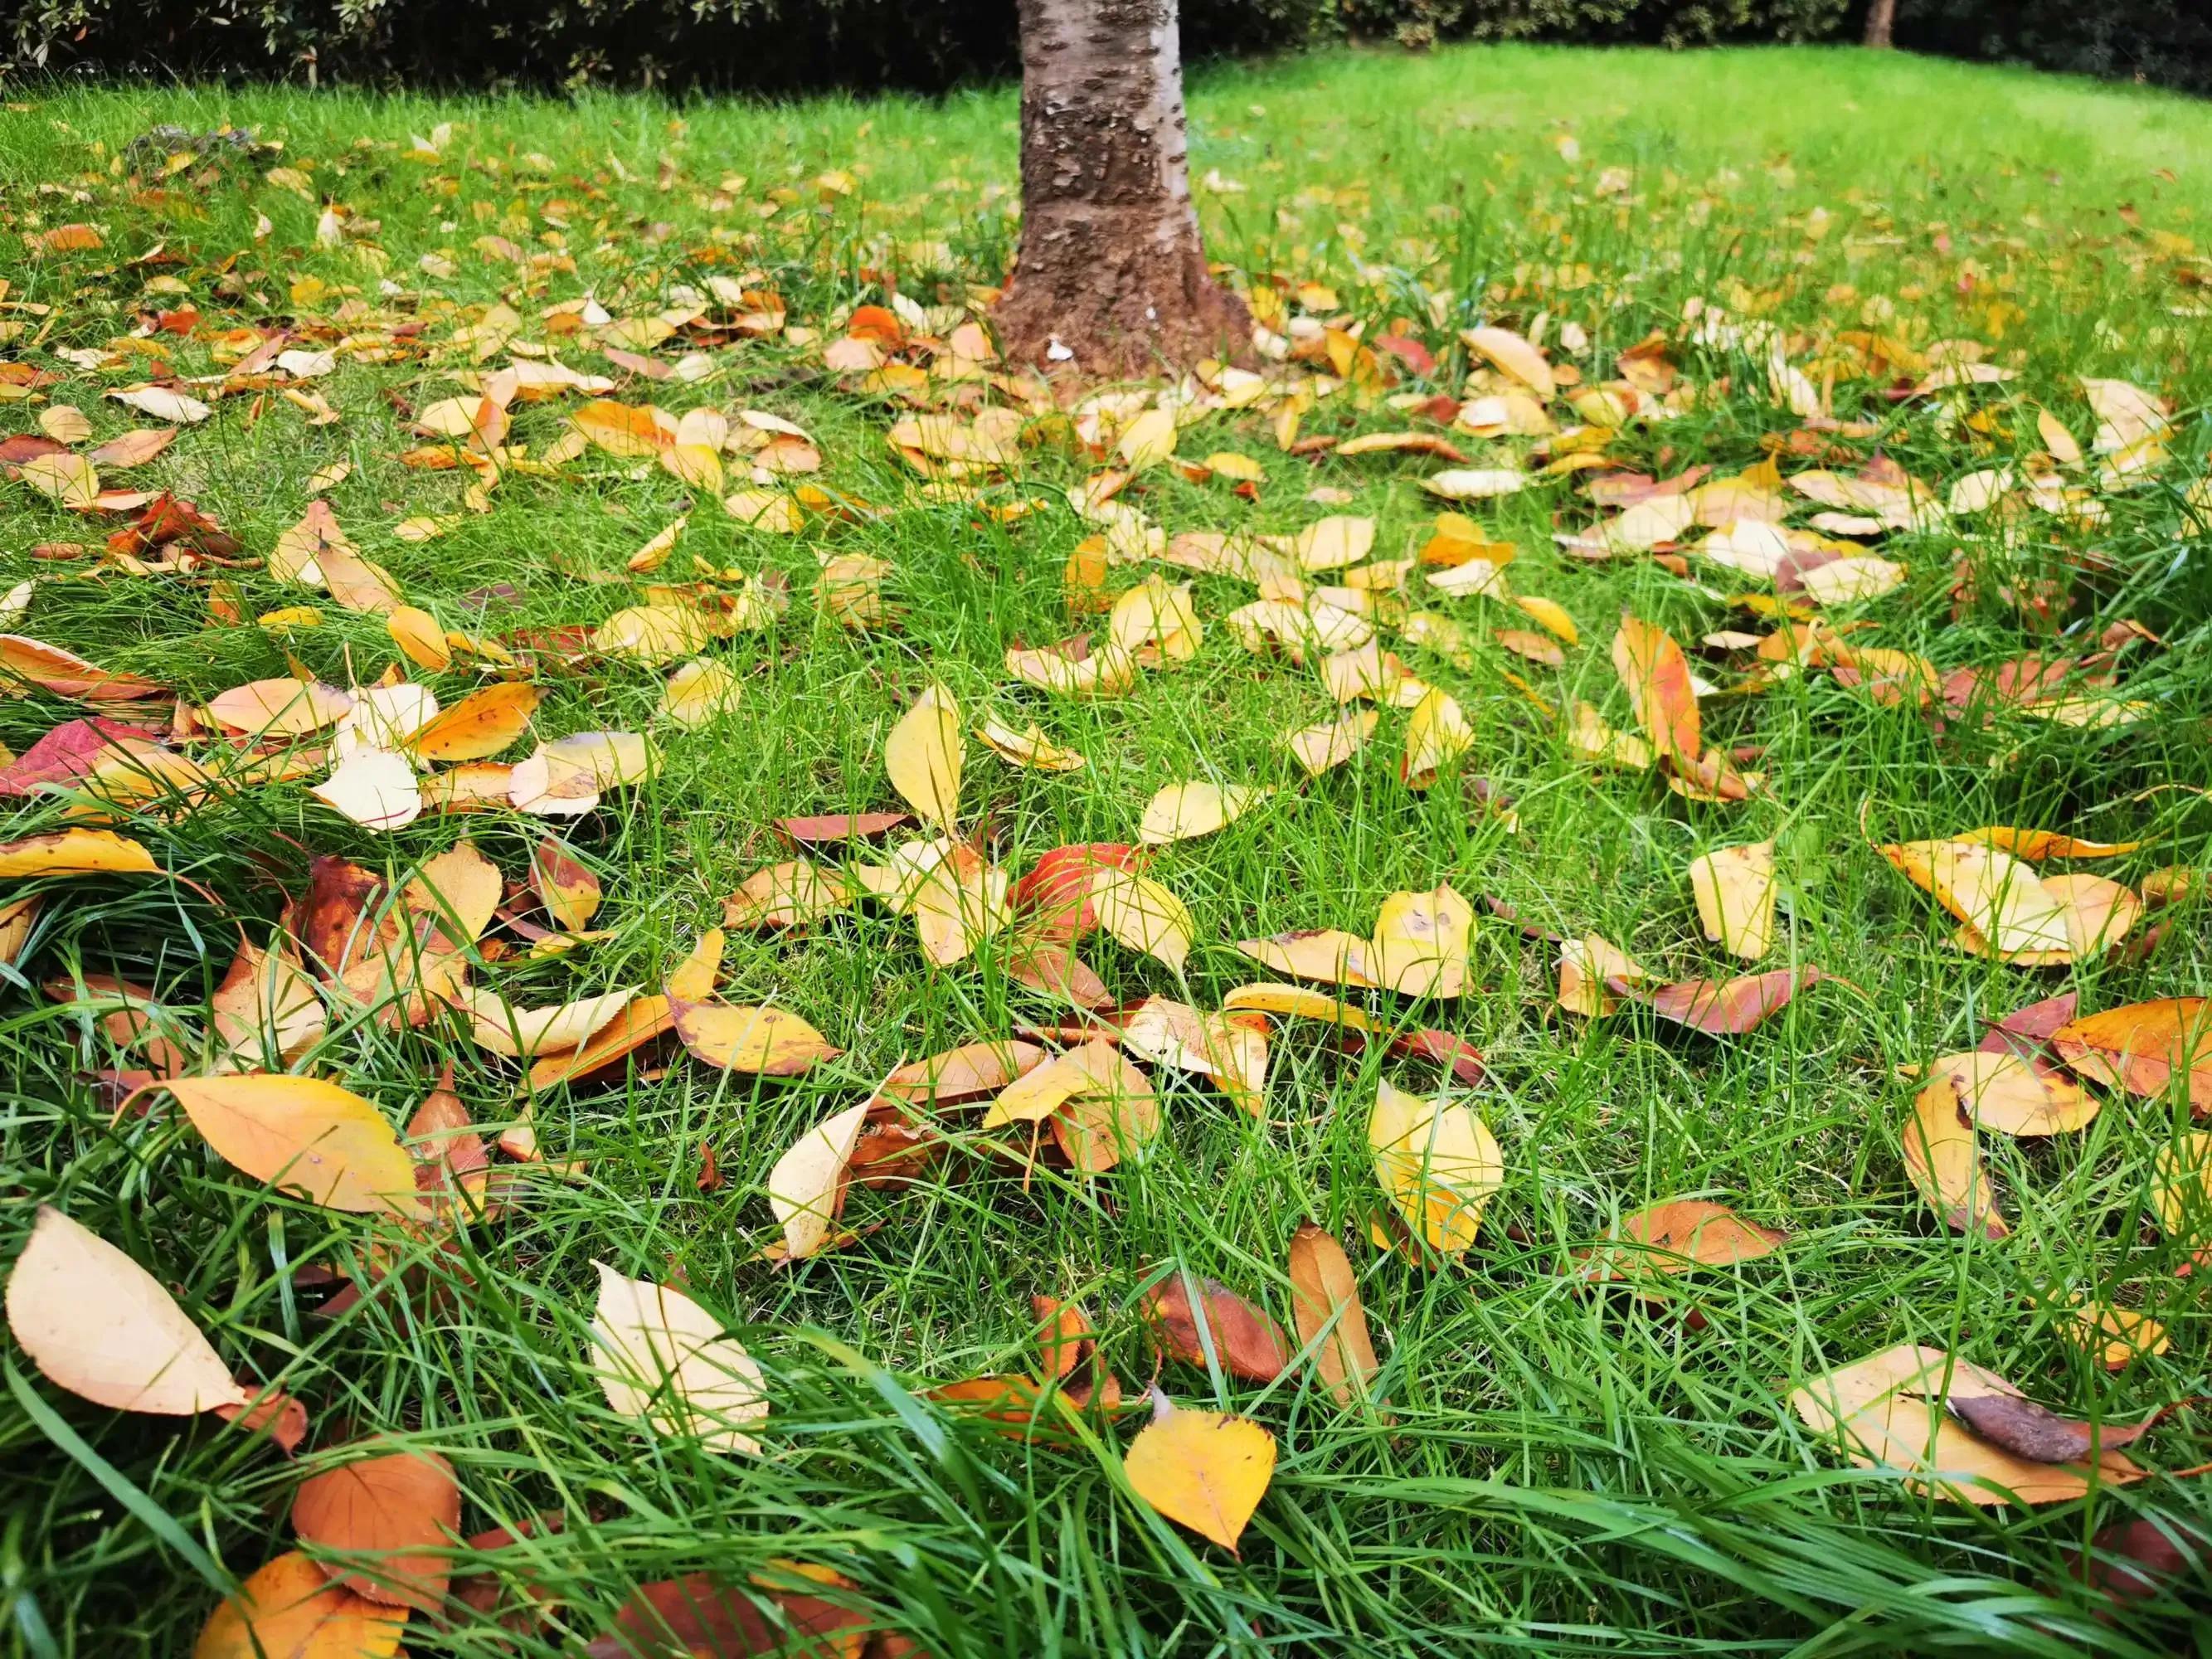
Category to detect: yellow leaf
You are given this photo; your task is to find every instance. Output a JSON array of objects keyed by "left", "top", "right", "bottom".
[
  {"left": 1138, "top": 781, "right": 1269, "bottom": 846},
  {"left": 1460, "top": 325, "right": 1555, "bottom": 397},
  {"left": 1688, "top": 841, "right": 1777, "bottom": 961},
  {"left": 1369, "top": 1079, "right": 1501, "bottom": 1254},
  {"left": 657, "top": 658, "right": 741, "bottom": 729},
  {"left": 673, "top": 1003, "right": 839, "bottom": 1074},
  {"left": 593, "top": 604, "right": 710, "bottom": 666},
  {"left": 1124, "top": 1399, "right": 1276, "bottom": 1552},
  {"left": 405, "top": 682, "right": 539, "bottom": 762},
  {"left": 974, "top": 715, "right": 1085, "bottom": 772},
  {"left": 207, "top": 678, "right": 353, "bottom": 737},
  {"left": 1903, "top": 1078, "right": 2008, "bottom": 1238},
  {"left": 590, "top": 1264, "right": 766, "bottom": 1455},
  {"left": 768, "top": 1102, "right": 869, "bottom": 1260},
  {"left": 455, "top": 985, "right": 635, "bottom": 1058},
  {"left": 1400, "top": 688, "right": 1472, "bottom": 791},
  {"left": 19, "top": 452, "right": 99, "bottom": 509},
  {"left": 1088, "top": 867, "right": 1194, "bottom": 973},
  {"left": 884, "top": 683, "right": 964, "bottom": 830},
  {"left": 192, "top": 1552, "right": 407, "bottom": 1659},
  {"left": 1367, "top": 884, "right": 1472, "bottom": 998},
  {"left": 6, "top": 1206, "right": 246, "bottom": 1415},
  {"left": 162, "top": 1075, "right": 425, "bottom": 1217},
  {"left": 0, "top": 828, "right": 158, "bottom": 878},
  {"left": 1116, "top": 406, "right": 1178, "bottom": 470},
  {"left": 386, "top": 606, "right": 453, "bottom": 670}
]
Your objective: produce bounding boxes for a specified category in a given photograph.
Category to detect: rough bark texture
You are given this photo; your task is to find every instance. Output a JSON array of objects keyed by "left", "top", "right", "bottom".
[
  {"left": 1863, "top": 0, "right": 1898, "bottom": 48},
  {"left": 992, "top": 0, "right": 1252, "bottom": 379}
]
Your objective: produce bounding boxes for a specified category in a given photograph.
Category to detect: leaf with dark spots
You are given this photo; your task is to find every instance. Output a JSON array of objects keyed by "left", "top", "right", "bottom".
[
  {"left": 1140, "top": 1273, "right": 1292, "bottom": 1384},
  {"left": 774, "top": 810, "right": 914, "bottom": 850},
  {"left": 1946, "top": 1393, "right": 2166, "bottom": 1464},
  {"left": 1607, "top": 968, "right": 1824, "bottom": 1034},
  {"left": 297, "top": 855, "right": 387, "bottom": 980},
  {"left": 1384, "top": 1029, "right": 1488, "bottom": 1087}
]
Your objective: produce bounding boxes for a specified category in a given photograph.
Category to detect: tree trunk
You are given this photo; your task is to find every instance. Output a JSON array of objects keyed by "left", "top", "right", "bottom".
[
  {"left": 992, "top": 0, "right": 1252, "bottom": 378},
  {"left": 1863, "top": 0, "right": 1898, "bottom": 48}
]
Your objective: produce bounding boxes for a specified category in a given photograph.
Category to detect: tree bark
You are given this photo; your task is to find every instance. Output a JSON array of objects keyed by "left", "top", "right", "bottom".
[
  {"left": 1863, "top": 0, "right": 1898, "bottom": 49},
  {"left": 992, "top": 0, "right": 1252, "bottom": 379}
]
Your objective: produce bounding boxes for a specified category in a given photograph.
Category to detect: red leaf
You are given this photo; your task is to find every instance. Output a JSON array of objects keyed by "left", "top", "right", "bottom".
[
  {"left": 0, "top": 717, "right": 158, "bottom": 796},
  {"left": 1609, "top": 968, "right": 1824, "bottom": 1035},
  {"left": 0, "top": 434, "right": 69, "bottom": 476},
  {"left": 1372, "top": 333, "right": 1436, "bottom": 377},
  {"left": 1385, "top": 1029, "right": 1488, "bottom": 1087},
  {"left": 585, "top": 1575, "right": 776, "bottom": 1659},
  {"left": 214, "top": 1389, "right": 309, "bottom": 1453},
  {"left": 773, "top": 810, "right": 914, "bottom": 849},
  {"left": 1012, "top": 843, "right": 1142, "bottom": 941}
]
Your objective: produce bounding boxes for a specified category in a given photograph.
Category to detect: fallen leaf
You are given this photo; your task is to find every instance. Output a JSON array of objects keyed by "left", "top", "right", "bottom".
[
  {"left": 1287, "top": 1224, "right": 1380, "bottom": 1405},
  {"left": 1585, "top": 1199, "right": 1787, "bottom": 1281},
  {"left": 5, "top": 1204, "right": 246, "bottom": 1414},
  {"left": 1878, "top": 839, "right": 2070, "bottom": 958},
  {"left": 405, "top": 683, "right": 540, "bottom": 762},
  {"left": 456, "top": 986, "right": 638, "bottom": 1058},
  {"left": 109, "top": 384, "right": 211, "bottom": 424},
  {"left": 192, "top": 1552, "right": 408, "bottom": 1659},
  {"left": 0, "top": 827, "right": 158, "bottom": 878},
  {"left": 1903, "top": 1078, "right": 2008, "bottom": 1238},
  {"left": 673, "top": 1004, "right": 839, "bottom": 1075},
  {"left": 1087, "top": 866, "right": 1194, "bottom": 973},
  {"left": 1612, "top": 968, "right": 1823, "bottom": 1034},
  {"left": 0, "top": 634, "right": 165, "bottom": 700},
  {"left": 1235, "top": 928, "right": 1377, "bottom": 990},
  {"left": 530, "top": 837, "right": 601, "bottom": 931},
  {"left": 20, "top": 452, "right": 99, "bottom": 509},
  {"left": 1688, "top": 841, "right": 1777, "bottom": 961},
  {"left": 1280, "top": 707, "right": 1378, "bottom": 776},
  {"left": 1138, "top": 781, "right": 1269, "bottom": 846},
  {"left": 1367, "top": 884, "right": 1473, "bottom": 998},
  {"left": 1124, "top": 1396, "right": 1275, "bottom": 1554},
  {"left": 161, "top": 1075, "right": 426, "bottom": 1216},
  {"left": 1925, "top": 1051, "right": 2097, "bottom": 1136},
  {"left": 1369, "top": 1078, "right": 1502, "bottom": 1254},
  {"left": 656, "top": 658, "right": 740, "bottom": 729},
  {"left": 2052, "top": 999, "right": 2212, "bottom": 1112},
  {"left": 207, "top": 678, "right": 353, "bottom": 737},
  {"left": 1140, "top": 1274, "right": 1292, "bottom": 1382},
  {"left": 773, "top": 811, "right": 915, "bottom": 849},
  {"left": 767, "top": 1102, "right": 869, "bottom": 1260},
  {"left": 722, "top": 859, "right": 851, "bottom": 930},
  {"left": 526, "top": 995, "right": 676, "bottom": 1090},
  {"left": 591, "top": 1263, "right": 766, "bottom": 1454},
  {"left": 885, "top": 683, "right": 964, "bottom": 831},
  {"left": 1947, "top": 1394, "right": 2163, "bottom": 1465},
  {"left": 291, "top": 1444, "right": 461, "bottom": 1612},
  {"left": 1612, "top": 614, "right": 1699, "bottom": 765},
  {"left": 312, "top": 749, "right": 423, "bottom": 832},
  {"left": 1461, "top": 325, "right": 1555, "bottom": 397},
  {"left": 1400, "top": 687, "right": 1473, "bottom": 790}
]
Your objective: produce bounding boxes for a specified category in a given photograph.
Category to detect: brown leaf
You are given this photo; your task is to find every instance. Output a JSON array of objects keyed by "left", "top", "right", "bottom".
[
  {"left": 1383, "top": 1029, "right": 1487, "bottom": 1087},
  {"left": 291, "top": 1444, "right": 462, "bottom": 1612},
  {"left": 1286, "top": 1225, "right": 1379, "bottom": 1406},
  {"left": 881, "top": 1041, "right": 1048, "bottom": 1107},
  {"left": 1586, "top": 1199, "right": 1787, "bottom": 1280},
  {"left": 584, "top": 1575, "right": 776, "bottom": 1659},
  {"left": 193, "top": 1552, "right": 408, "bottom": 1659},
  {"left": 2076, "top": 1515, "right": 2212, "bottom": 1603},
  {"left": 0, "top": 634, "right": 167, "bottom": 701},
  {"left": 1140, "top": 1274, "right": 1292, "bottom": 1383},
  {"left": 1947, "top": 1394, "right": 2165, "bottom": 1466},
  {"left": 1004, "top": 939, "right": 1114, "bottom": 1009},
  {"left": 529, "top": 835, "right": 601, "bottom": 932}
]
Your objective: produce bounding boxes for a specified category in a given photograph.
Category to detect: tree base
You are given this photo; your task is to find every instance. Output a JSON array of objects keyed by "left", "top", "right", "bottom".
[{"left": 993, "top": 204, "right": 1253, "bottom": 381}]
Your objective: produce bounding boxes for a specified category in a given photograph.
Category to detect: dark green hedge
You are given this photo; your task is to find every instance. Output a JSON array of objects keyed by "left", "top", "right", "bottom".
[{"left": 3, "top": 0, "right": 2206, "bottom": 95}]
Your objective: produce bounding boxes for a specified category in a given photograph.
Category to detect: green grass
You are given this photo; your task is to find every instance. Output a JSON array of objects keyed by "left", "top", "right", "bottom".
[{"left": 3, "top": 39, "right": 2212, "bottom": 1657}]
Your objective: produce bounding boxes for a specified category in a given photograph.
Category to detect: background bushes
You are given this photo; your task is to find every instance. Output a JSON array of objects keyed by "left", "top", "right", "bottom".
[{"left": 2, "top": 0, "right": 2206, "bottom": 97}]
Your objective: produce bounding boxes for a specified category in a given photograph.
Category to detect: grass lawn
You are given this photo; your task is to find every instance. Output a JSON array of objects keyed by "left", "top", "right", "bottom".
[{"left": 4, "top": 39, "right": 2212, "bottom": 1657}]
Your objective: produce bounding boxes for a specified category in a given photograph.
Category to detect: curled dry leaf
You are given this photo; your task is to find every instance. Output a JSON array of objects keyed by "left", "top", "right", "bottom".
[
  {"left": 6, "top": 1205, "right": 247, "bottom": 1414},
  {"left": 1124, "top": 1394, "right": 1276, "bottom": 1554},
  {"left": 591, "top": 1263, "right": 766, "bottom": 1455},
  {"left": 1369, "top": 1078, "right": 1502, "bottom": 1255},
  {"left": 455, "top": 986, "right": 637, "bottom": 1059},
  {"left": 1946, "top": 1394, "right": 2166, "bottom": 1466},
  {"left": 1787, "top": 1344, "right": 2142, "bottom": 1506},
  {"left": 291, "top": 1444, "right": 462, "bottom": 1612},
  {"left": 2052, "top": 999, "right": 2212, "bottom": 1112},
  {"left": 1287, "top": 1224, "right": 1380, "bottom": 1406},
  {"left": 1688, "top": 841, "right": 1777, "bottom": 961},
  {"left": 974, "top": 715, "right": 1086, "bottom": 772},
  {"left": 162, "top": 1075, "right": 426, "bottom": 1217},
  {"left": 1140, "top": 1274, "right": 1292, "bottom": 1383},
  {"left": 1956, "top": 826, "right": 2140, "bottom": 861},
  {"left": 1903, "top": 1078, "right": 2009, "bottom": 1239},
  {"left": 192, "top": 1552, "right": 408, "bottom": 1659},
  {"left": 884, "top": 682, "right": 964, "bottom": 831},
  {"left": 767, "top": 1102, "right": 869, "bottom": 1260}
]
